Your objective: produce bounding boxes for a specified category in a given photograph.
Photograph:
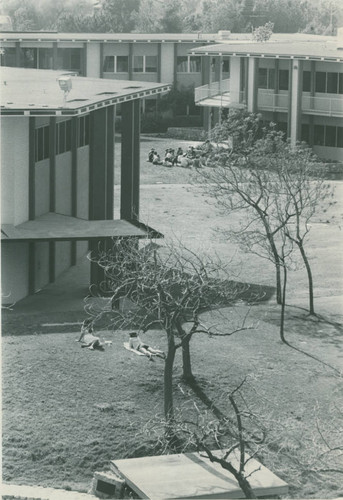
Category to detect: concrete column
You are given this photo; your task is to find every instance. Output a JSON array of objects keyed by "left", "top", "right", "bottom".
[
  {"left": 290, "top": 59, "right": 303, "bottom": 147},
  {"left": 52, "top": 42, "right": 58, "bottom": 70},
  {"left": 15, "top": 42, "right": 21, "bottom": 67},
  {"left": 157, "top": 43, "right": 162, "bottom": 83},
  {"left": 49, "top": 117, "right": 56, "bottom": 213},
  {"left": 173, "top": 43, "right": 177, "bottom": 86},
  {"left": 120, "top": 99, "right": 140, "bottom": 221},
  {"left": 100, "top": 43, "right": 104, "bottom": 78},
  {"left": 129, "top": 43, "right": 133, "bottom": 81},
  {"left": 247, "top": 57, "right": 258, "bottom": 112},
  {"left": 29, "top": 117, "right": 36, "bottom": 221}
]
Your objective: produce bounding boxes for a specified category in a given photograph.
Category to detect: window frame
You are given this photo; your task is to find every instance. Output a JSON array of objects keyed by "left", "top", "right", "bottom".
[
  {"left": 35, "top": 125, "right": 50, "bottom": 163},
  {"left": 133, "top": 54, "right": 158, "bottom": 74},
  {"left": 176, "top": 55, "right": 201, "bottom": 74}
]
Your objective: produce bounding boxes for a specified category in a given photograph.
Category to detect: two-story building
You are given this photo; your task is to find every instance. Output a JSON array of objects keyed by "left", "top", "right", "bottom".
[
  {"left": 1, "top": 67, "right": 169, "bottom": 304},
  {"left": 191, "top": 30, "right": 343, "bottom": 162}
]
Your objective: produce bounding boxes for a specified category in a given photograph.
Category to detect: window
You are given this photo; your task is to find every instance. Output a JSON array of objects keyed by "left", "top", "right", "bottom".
[
  {"left": 222, "top": 58, "right": 230, "bottom": 74},
  {"left": 78, "top": 115, "right": 89, "bottom": 147},
  {"left": 1, "top": 47, "right": 16, "bottom": 67},
  {"left": 38, "top": 48, "right": 53, "bottom": 69},
  {"left": 177, "top": 56, "right": 201, "bottom": 73},
  {"left": 103, "top": 56, "right": 114, "bottom": 72},
  {"left": 56, "top": 120, "right": 72, "bottom": 155},
  {"left": 278, "top": 70, "right": 289, "bottom": 91},
  {"left": 301, "top": 124, "right": 310, "bottom": 144},
  {"left": 314, "top": 125, "right": 325, "bottom": 146},
  {"left": 327, "top": 73, "right": 338, "bottom": 94},
  {"left": 313, "top": 124, "right": 343, "bottom": 148},
  {"left": 303, "top": 71, "right": 311, "bottom": 92},
  {"left": 315, "top": 72, "right": 326, "bottom": 93},
  {"left": 20, "top": 48, "right": 37, "bottom": 68},
  {"left": 258, "top": 68, "right": 275, "bottom": 89},
  {"left": 35, "top": 126, "right": 50, "bottom": 162},
  {"left": 145, "top": 55, "right": 157, "bottom": 73},
  {"left": 57, "top": 48, "right": 82, "bottom": 74},
  {"left": 103, "top": 55, "right": 129, "bottom": 73},
  {"left": 117, "top": 55, "right": 128, "bottom": 72}
]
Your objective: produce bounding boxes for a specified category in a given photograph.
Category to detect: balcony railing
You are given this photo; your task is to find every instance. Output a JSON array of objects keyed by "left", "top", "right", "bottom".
[
  {"left": 257, "top": 92, "right": 288, "bottom": 111},
  {"left": 301, "top": 95, "right": 343, "bottom": 117},
  {"left": 194, "top": 79, "right": 231, "bottom": 103}
]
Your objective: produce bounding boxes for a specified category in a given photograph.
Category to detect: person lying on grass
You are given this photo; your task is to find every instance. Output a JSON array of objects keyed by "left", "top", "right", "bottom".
[
  {"left": 77, "top": 319, "right": 104, "bottom": 350},
  {"left": 128, "top": 332, "right": 165, "bottom": 361}
]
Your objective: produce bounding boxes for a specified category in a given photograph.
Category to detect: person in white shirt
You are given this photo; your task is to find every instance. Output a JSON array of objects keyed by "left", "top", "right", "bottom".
[
  {"left": 128, "top": 332, "right": 165, "bottom": 360},
  {"left": 77, "top": 319, "right": 104, "bottom": 350}
]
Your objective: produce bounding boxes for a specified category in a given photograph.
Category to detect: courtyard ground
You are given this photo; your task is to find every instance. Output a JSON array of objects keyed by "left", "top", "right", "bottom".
[{"left": 2, "top": 135, "right": 343, "bottom": 499}]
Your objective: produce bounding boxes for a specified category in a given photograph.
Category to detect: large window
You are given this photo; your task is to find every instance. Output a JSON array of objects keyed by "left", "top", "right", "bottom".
[
  {"left": 56, "top": 121, "right": 71, "bottom": 155},
  {"left": 20, "top": 48, "right": 37, "bottom": 68},
  {"left": 35, "top": 126, "right": 50, "bottom": 162},
  {"left": 177, "top": 56, "right": 201, "bottom": 73},
  {"left": 314, "top": 124, "right": 343, "bottom": 147},
  {"left": 315, "top": 71, "right": 343, "bottom": 94},
  {"left": 117, "top": 55, "right": 128, "bottom": 72},
  {"left": 78, "top": 115, "right": 89, "bottom": 148},
  {"left": 278, "top": 70, "right": 289, "bottom": 91},
  {"left": 222, "top": 58, "right": 230, "bottom": 74},
  {"left": 38, "top": 48, "right": 53, "bottom": 69},
  {"left": 258, "top": 68, "right": 275, "bottom": 89},
  {"left": 303, "top": 71, "right": 311, "bottom": 92},
  {"left": 57, "top": 48, "right": 82, "bottom": 74},
  {"left": 133, "top": 55, "right": 157, "bottom": 73}
]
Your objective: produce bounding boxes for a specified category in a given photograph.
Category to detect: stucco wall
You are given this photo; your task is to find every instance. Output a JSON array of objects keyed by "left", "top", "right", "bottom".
[
  {"left": 76, "top": 146, "right": 90, "bottom": 219},
  {"left": 35, "top": 160, "right": 50, "bottom": 217},
  {"left": 1, "top": 242, "right": 29, "bottom": 303},
  {"left": 1, "top": 117, "right": 29, "bottom": 225},
  {"left": 86, "top": 42, "right": 101, "bottom": 78},
  {"left": 55, "top": 152, "right": 72, "bottom": 216},
  {"left": 161, "top": 43, "right": 174, "bottom": 84}
]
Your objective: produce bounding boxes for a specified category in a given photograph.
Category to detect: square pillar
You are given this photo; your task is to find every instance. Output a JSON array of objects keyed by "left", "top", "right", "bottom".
[
  {"left": 120, "top": 99, "right": 140, "bottom": 221},
  {"left": 247, "top": 57, "right": 259, "bottom": 113},
  {"left": 289, "top": 59, "right": 303, "bottom": 148}
]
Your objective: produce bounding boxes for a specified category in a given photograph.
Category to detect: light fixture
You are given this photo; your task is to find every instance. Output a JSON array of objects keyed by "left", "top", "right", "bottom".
[{"left": 57, "top": 76, "right": 72, "bottom": 105}]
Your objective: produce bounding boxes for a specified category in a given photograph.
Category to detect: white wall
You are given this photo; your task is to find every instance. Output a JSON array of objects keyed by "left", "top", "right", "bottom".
[
  {"left": 1, "top": 117, "right": 29, "bottom": 225},
  {"left": 161, "top": 44, "right": 174, "bottom": 84},
  {"left": 86, "top": 42, "right": 101, "bottom": 78}
]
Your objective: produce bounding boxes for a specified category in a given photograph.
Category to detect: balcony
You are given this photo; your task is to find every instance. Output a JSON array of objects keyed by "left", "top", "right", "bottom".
[
  {"left": 194, "top": 79, "right": 245, "bottom": 108},
  {"left": 257, "top": 91, "right": 343, "bottom": 117}
]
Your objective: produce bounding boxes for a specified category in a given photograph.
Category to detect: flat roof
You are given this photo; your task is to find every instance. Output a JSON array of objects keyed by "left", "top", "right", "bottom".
[
  {"left": 0, "top": 31, "right": 219, "bottom": 43},
  {"left": 0, "top": 31, "right": 333, "bottom": 44},
  {"left": 1, "top": 213, "right": 163, "bottom": 242},
  {"left": 191, "top": 39, "right": 343, "bottom": 62},
  {"left": 0, "top": 67, "right": 170, "bottom": 116},
  {"left": 111, "top": 449, "right": 288, "bottom": 499}
]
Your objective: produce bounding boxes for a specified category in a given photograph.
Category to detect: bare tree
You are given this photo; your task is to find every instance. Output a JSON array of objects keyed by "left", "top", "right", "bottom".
[{"left": 85, "top": 237, "right": 250, "bottom": 426}]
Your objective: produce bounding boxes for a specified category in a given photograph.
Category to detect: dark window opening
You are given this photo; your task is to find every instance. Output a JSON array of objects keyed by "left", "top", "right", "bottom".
[
  {"left": 103, "top": 56, "right": 114, "bottom": 72},
  {"left": 177, "top": 56, "right": 188, "bottom": 73},
  {"left": 325, "top": 125, "right": 337, "bottom": 147},
  {"left": 35, "top": 125, "right": 50, "bottom": 162},
  {"left": 314, "top": 124, "right": 325, "bottom": 146},
  {"left": 302, "top": 71, "right": 311, "bottom": 92},
  {"left": 327, "top": 73, "right": 338, "bottom": 94},
  {"left": 278, "top": 70, "right": 289, "bottom": 91},
  {"left": 145, "top": 55, "right": 157, "bottom": 73},
  {"left": 301, "top": 124, "right": 310, "bottom": 144},
  {"left": 117, "top": 55, "right": 128, "bottom": 72},
  {"left": 315, "top": 72, "right": 326, "bottom": 93}
]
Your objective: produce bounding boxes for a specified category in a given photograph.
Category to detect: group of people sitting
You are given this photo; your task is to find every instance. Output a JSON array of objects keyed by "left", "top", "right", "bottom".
[
  {"left": 148, "top": 144, "right": 205, "bottom": 169},
  {"left": 77, "top": 319, "right": 165, "bottom": 361}
]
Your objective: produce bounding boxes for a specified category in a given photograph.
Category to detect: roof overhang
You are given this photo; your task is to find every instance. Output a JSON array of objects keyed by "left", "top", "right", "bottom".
[{"left": 1, "top": 213, "right": 163, "bottom": 242}]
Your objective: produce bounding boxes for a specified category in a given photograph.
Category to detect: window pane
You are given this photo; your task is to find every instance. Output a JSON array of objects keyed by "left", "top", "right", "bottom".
[
  {"left": 189, "top": 56, "right": 201, "bottom": 73},
  {"left": 20, "top": 48, "right": 37, "bottom": 68},
  {"left": 38, "top": 48, "right": 53, "bottom": 69},
  {"left": 66, "top": 121, "right": 71, "bottom": 151},
  {"left": 258, "top": 68, "right": 268, "bottom": 89},
  {"left": 303, "top": 71, "right": 311, "bottom": 92},
  {"left": 2, "top": 47, "right": 16, "bottom": 67},
  {"left": 279, "top": 70, "right": 289, "bottom": 91},
  {"left": 117, "top": 55, "right": 128, "bottom": 72},
  {"left": 145, "top": 55, "right": 157, "bottom": 73},
  {"left": 315, "top": 72, "right": 326, "bottom": 93},
  {"left": 301, "top": 124, "right": 310, "bottom": 144},
  {"left": 177, "top": 56, "right": 188, "bottom": 73},
  {"left": 133, "top": 55, "right": 143, "bottom": 72},
  {"left": 103, "top": 56, "right": 114, "bottom": 72},
  {"left": 314, "top": 125, "right": 325, "bottom": 146},
  {"left": 339, "top": 74, "right": 343, "bottom": 94},
  {"left": 325, "top": 125, "right": 336, "bottom": 147},
  {"left": 268, "top": 69, "right": 275, "bottom": 90},
  {"left": 222, "top": 58, "right": 230, "bottom": 74},
  {"left": 327, "top": 73, "right": 338, "bottom": 93},
  {"left": 337, "top": 127, "right": 343, "bottom": 147},
  {"left": 70, "top": 49, "right": 81, "bottom": 72}
]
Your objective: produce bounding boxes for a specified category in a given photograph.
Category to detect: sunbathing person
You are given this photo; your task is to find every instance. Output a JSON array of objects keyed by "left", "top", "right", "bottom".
[
  {"left": 77, "top": 319, "right": 104, "bottom": 350},
  {"left": 128, "top": 332, "right": 165, "bottom": 360}
]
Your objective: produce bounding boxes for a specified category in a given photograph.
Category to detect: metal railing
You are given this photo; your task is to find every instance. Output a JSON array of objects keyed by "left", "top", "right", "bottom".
[
  {"left": 257, "top": 91, "right": 343, "bottom": 117},
  {"left": 194, "top": 78, "right": 231, "bottom": 103}
]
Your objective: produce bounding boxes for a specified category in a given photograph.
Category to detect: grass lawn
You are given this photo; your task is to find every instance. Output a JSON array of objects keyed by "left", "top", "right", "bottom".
[{"left": 2, "top": 134, "right": 343, "bottom": 498}]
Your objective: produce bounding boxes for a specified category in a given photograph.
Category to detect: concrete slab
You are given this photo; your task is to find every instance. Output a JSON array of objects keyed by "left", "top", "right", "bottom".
[{"left": 110, "top": 449, "right": 288, "bottom": 499}]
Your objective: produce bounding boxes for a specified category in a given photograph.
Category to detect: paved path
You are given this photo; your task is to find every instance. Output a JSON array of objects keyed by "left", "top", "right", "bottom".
[{"left": 2, "top": 483, "right": 95, "bottom": 500}]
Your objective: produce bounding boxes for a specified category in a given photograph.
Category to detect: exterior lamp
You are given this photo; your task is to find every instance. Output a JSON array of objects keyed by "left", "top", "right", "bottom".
[{"left": 57, "top": 75, "right": 72, "bottom": 105}]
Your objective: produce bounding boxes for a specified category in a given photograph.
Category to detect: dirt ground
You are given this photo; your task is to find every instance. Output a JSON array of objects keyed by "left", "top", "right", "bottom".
[{"left": 2, "top": 135, "right": 343, "bottom": 498}]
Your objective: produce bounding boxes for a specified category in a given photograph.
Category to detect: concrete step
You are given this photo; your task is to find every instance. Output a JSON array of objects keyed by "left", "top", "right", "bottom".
[{"left": 1, "top": 483, "right": 96, "bottom": 500}]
